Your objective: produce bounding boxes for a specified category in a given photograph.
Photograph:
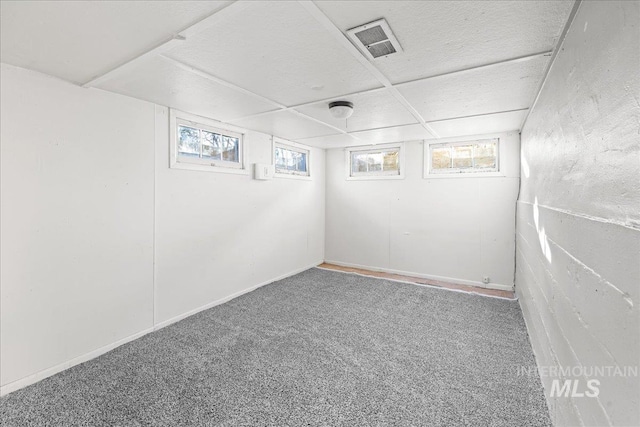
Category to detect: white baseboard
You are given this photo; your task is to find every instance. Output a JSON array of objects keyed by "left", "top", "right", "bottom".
[
  {"left": 0, "top": 326, "right": 154, "bottom": 397},
  {"left": 153, "top": 260, "right": 323, "bottom": 331},
  {"left": 323, "top": 260, "right": 514, "bottom": 292},
  {"left": 0, "top": 260, "right": 322, "bottom": 397}
]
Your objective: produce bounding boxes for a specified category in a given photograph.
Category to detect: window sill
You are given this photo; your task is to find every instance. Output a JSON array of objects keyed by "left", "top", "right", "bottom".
[
  {"left": 274, "top": 173, "right": 312, "bottom": 181},
  {"left": 346, "top": 174, "right": 405, "bottom": 181},
  {"left": 423, "top": 172, "right": 506, "bottom": 179},
  {"left": 170, "top": 161, "right": 249, "bottom": 175}
]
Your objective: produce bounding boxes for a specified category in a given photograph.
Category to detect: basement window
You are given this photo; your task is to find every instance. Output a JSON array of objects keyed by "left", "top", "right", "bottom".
[
  {"left": 426, "top": 139, "right": 499, "bottom": 176},
  {"left": 170, "top": 109, "right": 245, "bottom": 174},
  {"left": 347, "top": 144, "right": 404, "bottom": 180},
  {"left": 273, "top": 138, "right": 310, "bottom": 178}
]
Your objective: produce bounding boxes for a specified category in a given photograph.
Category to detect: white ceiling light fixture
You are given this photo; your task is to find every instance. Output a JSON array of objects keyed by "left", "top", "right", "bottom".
[{"left": 329, "top": 101, "right": 354, "bottom": 119}]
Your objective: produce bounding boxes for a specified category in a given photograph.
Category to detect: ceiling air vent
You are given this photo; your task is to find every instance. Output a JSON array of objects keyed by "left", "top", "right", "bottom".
[{"left": 347, "top": 18, "right": 403, "bottom": 60}]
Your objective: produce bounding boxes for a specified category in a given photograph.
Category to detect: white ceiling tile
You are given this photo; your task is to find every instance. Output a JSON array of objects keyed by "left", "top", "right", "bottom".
[
  {"left": 296, "top": 133, "right": 360, "bottom": 149},
  {"left": 94, "top": 56, "right": 278, "bottom": 122},
  {"left": 427, "top": 110, "right": 529, "bottom": 138},
  {"left": 397, "top": 55, "right": 549, "bottom": 122},
  {"left": 294, "top": 89, "right": 417, "bottom": 133},
  {"left": 349, "top": 124, "right": 433, "bottom": 146},
  {"left": 229, "top": 111, "right": 340, "bottom": 141},
  {"left": 0, "top": 1, "right": 230, "bottom": 85},
  {"left": 1, "top": 1, "right": 569, "bottom": 142},
  {"left": 315, "top": 1, "right": 573, "bottom": 84},
  {"left": 163, "top": 1, "right": 383, "bottom": 106}
]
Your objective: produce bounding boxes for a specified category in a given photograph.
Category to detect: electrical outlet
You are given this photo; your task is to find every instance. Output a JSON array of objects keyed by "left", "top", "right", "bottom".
[{"left": 482, "top": 276, "right": 490, "bottom": 284}]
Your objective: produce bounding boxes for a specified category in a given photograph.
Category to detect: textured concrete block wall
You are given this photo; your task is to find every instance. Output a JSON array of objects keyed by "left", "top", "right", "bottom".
[{"left": 516, "top": 1, "right": 640, "bottom": 426}]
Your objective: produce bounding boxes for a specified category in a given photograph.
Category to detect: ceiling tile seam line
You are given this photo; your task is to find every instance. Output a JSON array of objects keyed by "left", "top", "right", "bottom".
[
  {"left": 287, "top": 110, "right": 353, "bottom": 136},
  {"left": 520, "top": 0, "right": 583, "bottom": 132},
  {"left": 1, "top": 62, "right": 79, "bottom": 88},
  {"left": 81, "top": 37, "right": 181, "bottom": 88},
  {"left": 320, "top": 107, "right": 528, "bottom": 137},
  {"left": 422, "top": 124, "right": 439, "bottom": 139},
  {"left": 105, "top": 49, "right": 523, "bottom": 140},
  {"left": 224, "top": 109, "right": 351, "bottom": 142},
  {"left": 272, "top": 86, "right": 435, "bottom": 140},
  {"left": 297, "top": 0, "right": 393, "bottom": 89},
  {"left": 224, "top": 108, "right": 289, "bottom": 123},
  {"left": 215, "top": 47, "right": 551, "bottom": 123},
  {"left": 222, "top": 86, "right": 389, "bottom": 122},
  {"left": 77, "top": 0, "right": 547, "bottom": 141},
  {"left": 394, "top": 51, "right": 553, "bottom": 88},
  {"left": 387, "top": 88, "right": 439, "bottom": 138},
  {"left": 287, "top": 86, "right": 389, "bottom": 109},
  {"left": 81, "top": 0, "right": 251, "bottom": 88},
  {"left": 342, "top": 121, "right": 422, "bottom": 135},
  {"left": 157, "top": 54, "right": 287, "bottom": 111},
  {"left": 297, "top": 1, "right": 436, "bottom": 138},
  {"left": 73, "top": 0, "right": 557, "bottom": 142},
  {"left": 136, "top": 51, "right": 360, "bottom": 138},
  {"left": 424, "top": 108, "right": 530, "bottom": 125},
  {"left": 294, "top": 134, "right": 364, "bottom": 145},
  {"left": 106, "top": 56, "right": 344, "bottom": 139}
]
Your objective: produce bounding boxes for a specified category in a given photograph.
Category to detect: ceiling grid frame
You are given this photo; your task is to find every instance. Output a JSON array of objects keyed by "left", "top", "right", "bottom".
[
  {"left": 83, "top": 0, "right": 366, "bottom": 144},
  {"left": 82, "top": 1, "right": 362, "bottom": 144},
  {"left": 427, "top": 108, "right": 530, "bottom": 125},
  {"left": 520, "top": 0, "right": 583, "bottom": 131},
  {"left": 64, "top": 0, "right": 571, "bottom": 146},
  {"left": 223, "top": 86, "right": 390, "bottom": 123},
  {"left": 157, "top": 54, "right": 286, "bottom": 116},
  {"left": 298, "top": 0, "right": 440, "bottom": 139},
  {"left": 82, "top": 1, "right": 253, "bottom": 88},
  {"left": 226, "top": 50, "right": 551, "bottom": 127}
]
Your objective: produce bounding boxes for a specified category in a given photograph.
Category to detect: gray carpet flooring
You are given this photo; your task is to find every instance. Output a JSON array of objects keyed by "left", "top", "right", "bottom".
[{"left": 1, "top": 268, "right": 550, "bottom": 426}]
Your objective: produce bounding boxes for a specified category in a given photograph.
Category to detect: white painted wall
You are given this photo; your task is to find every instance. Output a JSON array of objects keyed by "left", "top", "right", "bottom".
[
  {"left": 515, "top": 1, "right": 640, "bottom": 426},
  {"left": 325, "top": 132, "right": 520, "bottom": 290},
  {"left": 0, "top": 64, "right": 325, "bottom": 394},
  {"left": 0, "top": 64, "right": 155, "bottom": 388},
  {"left": 153, "top": 106, "right": 325, "bottom": 325}
]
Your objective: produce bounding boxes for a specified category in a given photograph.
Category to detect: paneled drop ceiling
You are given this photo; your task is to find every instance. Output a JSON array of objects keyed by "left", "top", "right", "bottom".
[{"left": 0, "top": 0, "right": 575, "bottom": 148}]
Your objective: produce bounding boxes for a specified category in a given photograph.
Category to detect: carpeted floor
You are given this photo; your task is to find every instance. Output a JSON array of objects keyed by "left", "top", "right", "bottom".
[{"left": 0, "top": 268, "right": 550, "bottom": 426}]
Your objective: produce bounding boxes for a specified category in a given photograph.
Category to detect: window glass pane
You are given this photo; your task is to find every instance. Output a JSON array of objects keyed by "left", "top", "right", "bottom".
[
  {"left": 279, "top": 148, "right": 294, "bottom": 171},
  {"left": 201, "top": 130, "right": 222, "bottom": 160},
  {"left": 351, "top": 149, "right": 400, "bottom": 175},
  {"left": 474, "top": 142, "right": 497, "bottom": 169},
  {"left": 428, "top": 139, "right": 498, "bottom": 174},
  {"left": 275, "top": 148, "right": 286, "bottom": 169},
  {"left": 221, "top": 135, "right": 239, "bottom": 162},
  {"left": 178, "top": 125, "right": 200, "bottom": 157},
  {"left": 175, "top": 118, "right": 243, "bottom": 169},
  {"left": 367, "top": 153, "right": 383, "bottom": 171},
  {"left": 431, "top": 146, "right": 452, "bottom": 170},
  {"left": 452, "top": 144, "right": 473, "bottom": 168},
  {"left": 351, "top": 152, "right": 368, "bottom": 173},
  {"left": 383, "top": 151, "right": 399, "bottom": 171},
  {"left": 297, "top": 153, "right": 307, "bottom": 173},
  {"left": 275, "top": 146, "right": 308, "bottom": 174}
]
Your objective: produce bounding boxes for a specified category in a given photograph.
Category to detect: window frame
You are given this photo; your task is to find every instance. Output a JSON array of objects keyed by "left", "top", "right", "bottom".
[
  {"left": 346, "top": 143, "right": 405, "bottom": 180},
  {"left": 272, "top": 137, "right": 311, "bottom": 180},
  {"left": 424, "top": 137, "right": 504, "bottom": 179},
  {"left": 169, "top": 109, "right": 247, "bottom": 175}
]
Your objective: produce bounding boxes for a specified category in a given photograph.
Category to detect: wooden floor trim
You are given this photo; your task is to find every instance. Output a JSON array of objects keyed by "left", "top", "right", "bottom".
[{"left": 317, "top": 263, "right": 516, "bottom": 300}]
